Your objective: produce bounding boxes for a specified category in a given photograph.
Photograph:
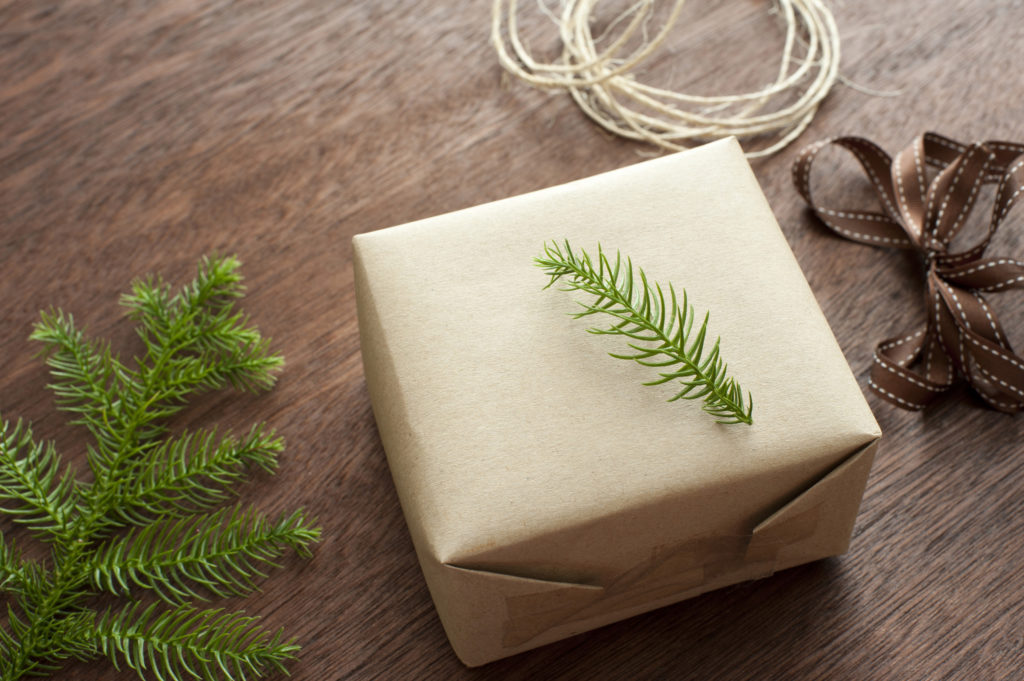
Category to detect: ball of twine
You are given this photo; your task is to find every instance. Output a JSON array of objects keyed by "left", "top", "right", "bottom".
[{"left": 491, "top": 0, "right": 842, "bottom": 158}]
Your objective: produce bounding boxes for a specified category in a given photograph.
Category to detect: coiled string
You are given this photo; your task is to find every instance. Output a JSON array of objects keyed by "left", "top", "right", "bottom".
[{"left": 492, "top": 0, "right": 842, "bottom": 157}]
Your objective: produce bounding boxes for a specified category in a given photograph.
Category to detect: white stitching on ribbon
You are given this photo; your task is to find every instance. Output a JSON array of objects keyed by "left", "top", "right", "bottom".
[
  {"left": 868, "top": 378, "right": 926, "bottom": 409},
  {"left": 874, "top": 356, "right": 944, "bottom": 392},
  {"left": 879, "top": 329, "right": 924, "bottom": 351}
]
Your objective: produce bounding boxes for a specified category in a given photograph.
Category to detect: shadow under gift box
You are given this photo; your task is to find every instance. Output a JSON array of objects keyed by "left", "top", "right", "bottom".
[{"left": 352, "top": 137, "right": 881, "bottom": 667}]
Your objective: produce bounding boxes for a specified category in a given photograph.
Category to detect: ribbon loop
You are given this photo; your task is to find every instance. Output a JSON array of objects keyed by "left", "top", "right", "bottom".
[
  {"left": 795, "top": 133, "right": 1024, "bottom": 412},
  {"left": 941, "top": 258, "right": 1024, "bottom": 291},
  {"left": 924, "top": 143, "right": 994, "bottom": 248},
  {"left": 792, "top": 137, "right": 914, "bottom": 249}
]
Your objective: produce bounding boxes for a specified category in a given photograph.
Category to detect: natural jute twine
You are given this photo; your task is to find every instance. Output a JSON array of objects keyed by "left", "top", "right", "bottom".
[{"left": 492, "top": 0, "right": 842, "bottom": 157}]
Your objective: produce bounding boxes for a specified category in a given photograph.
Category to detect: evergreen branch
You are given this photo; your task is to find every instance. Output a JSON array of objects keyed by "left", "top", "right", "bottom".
[
  {"left": 0, "top": 624, "right": 18, "bottom": 677},
  {"left": 89, "top": 506, "right": 319, "bottom": 604},
  {"left": 1, "top": 571, "right": 92, "bottom": 678},
  {"left": 127, "top": 257, "right": 260, "bottom": 361},
  {"left": 0, "top": 534, "right": 52, "bottom": 609},
  {"left": 121, "top": 256, "right": 246, "bottom": 344},
  {"left": 106, "top": 426, "right": 282, "bottom": 527},
  {"left": 95, "top": 603, "right": 299, "bottom": 681},
  {"left": 29, "top": 310, "right": 135, "bottom": 453},
  {"left": 535, "top": 240, "right": 754, "bottom": 425},
  {"left": 0, "top": 532, "right": 28, "bottom": 594},
  {"left": 0, "top": 255, "right": 312, "bottom": 680},
  {"left": 0, "top": 607, "right": 39, "bottom": 679},
  {"left": 0, "top": 419, "right": 80, "bottom": 541},
  {"left": 177, "top": 254, "right": 247, "bottom": 316},
  {"left": 190, "top": 312, "right": 262, "bottom": 358},
  {"left": 30, "top": 308, "right": 162, "bottom": 483},
  {"left": 121, "top": 276, "right": 175, "bottom": 347},
  {"left": 155, "top": 349, "right": 282, "bottom": 401},
  {"left": 32, "top": 610, "right": 97, "bottom": 668},
  {"left": 82, "top": 256, "right": 283, "bottom": 520},
  {"left": 123, "top": 256, "right": 282, "bottom": 427}
]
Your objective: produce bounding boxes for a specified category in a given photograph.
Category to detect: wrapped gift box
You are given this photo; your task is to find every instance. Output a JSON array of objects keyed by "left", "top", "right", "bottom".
[{"left": 352, "top": 138, "right": 880, "bottom": 666}]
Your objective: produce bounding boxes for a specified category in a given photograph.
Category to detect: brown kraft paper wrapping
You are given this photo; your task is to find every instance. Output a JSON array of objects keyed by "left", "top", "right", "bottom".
[{"left": 353, "top": 137, "right": 881, "bottom": 666}]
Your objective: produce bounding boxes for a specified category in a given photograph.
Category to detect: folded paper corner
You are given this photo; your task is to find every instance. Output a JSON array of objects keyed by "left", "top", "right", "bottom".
[{"left": 748, "top": 437, "right": 880, "bottom": 569}]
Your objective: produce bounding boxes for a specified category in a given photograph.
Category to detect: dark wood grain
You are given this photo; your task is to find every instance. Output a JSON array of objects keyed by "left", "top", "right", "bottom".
[{"left": 2, "top": 1, "right": 1023, "bottom": 679}]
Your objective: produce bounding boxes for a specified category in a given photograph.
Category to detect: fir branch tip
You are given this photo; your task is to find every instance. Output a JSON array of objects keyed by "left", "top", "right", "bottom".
[{"left": 535, "top": 240, "right": 753, "bottom": 425}]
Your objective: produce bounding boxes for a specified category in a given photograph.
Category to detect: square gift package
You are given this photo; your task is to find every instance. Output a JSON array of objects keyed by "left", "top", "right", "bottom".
[{"left": 352, "top": 137, "right": 881, "bottom": 666}]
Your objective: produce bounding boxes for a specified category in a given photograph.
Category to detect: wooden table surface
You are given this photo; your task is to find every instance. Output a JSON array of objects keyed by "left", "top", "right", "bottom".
[{"left": 3, "top": 1, "right": 1023, "bottom": 679}]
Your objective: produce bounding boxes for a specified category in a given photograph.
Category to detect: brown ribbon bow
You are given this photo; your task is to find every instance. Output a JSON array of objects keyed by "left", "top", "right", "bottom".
[{"left": 793, "top": 132, "right": 1024, "bottom": 412}]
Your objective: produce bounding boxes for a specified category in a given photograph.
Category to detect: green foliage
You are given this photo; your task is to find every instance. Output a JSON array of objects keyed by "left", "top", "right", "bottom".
[
  {"left": 0, "top": 421, "right": 79, "bottom": 540},
  {"left": 535, "top": 240, "right": 754, "bottom": 425},
  {"left": 89, "top": 506, "right": 317, "bottom": 604},
  {"left": 0, "top": 256, "right": 319, "bottom": 680},
  {"left": 94, "top": 604, "right": 298, "bottom": 681}
]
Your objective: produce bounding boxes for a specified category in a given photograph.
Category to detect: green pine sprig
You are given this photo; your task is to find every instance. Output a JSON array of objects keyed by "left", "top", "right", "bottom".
[
  {"left": 0, "top": 255, "right": 320, "bottom": 681},
  {"left": 89, "top": 506, "right": 317, "bottom": 604},
  {"left": 93, "top": 604, "right": 298, "bottom": 681},
  {"left": 535, "top": 240, "right": 754, "bottom": 425}
]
